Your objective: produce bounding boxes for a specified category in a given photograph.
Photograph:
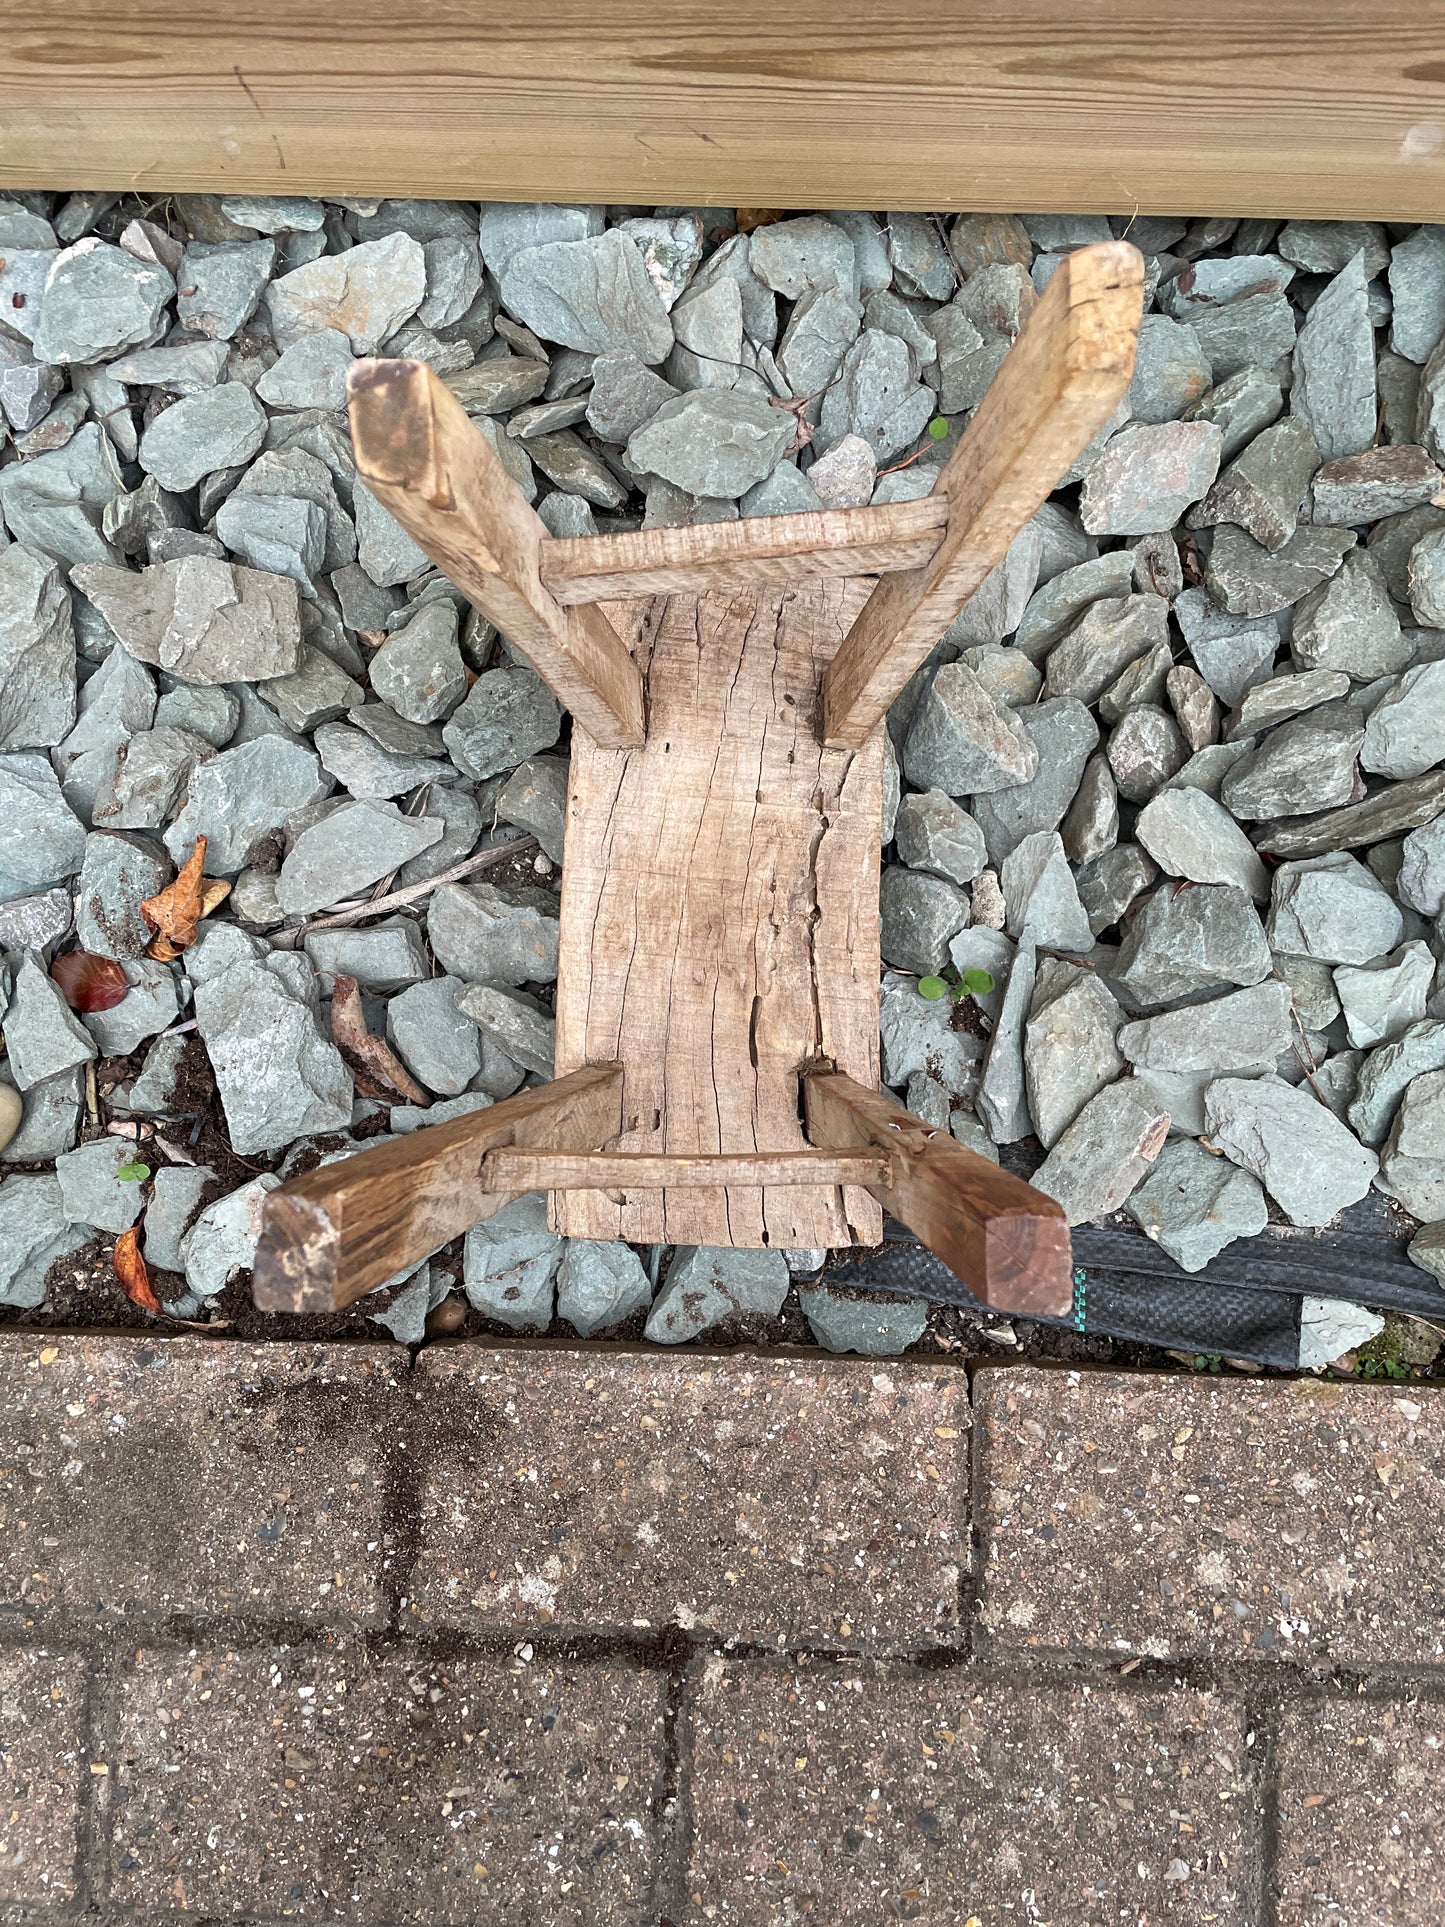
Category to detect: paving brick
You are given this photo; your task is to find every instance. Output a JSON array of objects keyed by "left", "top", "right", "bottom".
[
  {"left": 685, "top": 1661, "right": 1253, "bottom": 1923},
  {"left": 975, "top": 1367, "right": 1445, "bottom": 1664},
  {"left": 0, "top": 1646, "right": 87, "bottom": 1907},
  {"left": 410, "top": 1347, "right": 964, "bottom": 1647},
  {"left": 1276, "top": 1698, "right": 1445, "bottom": 1927},
  {"left": 0, "top": 1335, "right": 407, "bottom": 1625},
  {"left": 106, "top": 1645, "right": 664, "bottom": 1924}
]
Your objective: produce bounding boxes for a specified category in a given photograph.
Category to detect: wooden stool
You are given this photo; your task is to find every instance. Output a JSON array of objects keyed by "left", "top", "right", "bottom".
[{"left": 252, "top": 241, "right": 1144, "bottom": 1320}]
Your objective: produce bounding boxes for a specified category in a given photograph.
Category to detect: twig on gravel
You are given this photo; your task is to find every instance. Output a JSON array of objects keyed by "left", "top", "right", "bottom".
[{"left": 291, "top": 836, "right": 538, "bottom": 936}]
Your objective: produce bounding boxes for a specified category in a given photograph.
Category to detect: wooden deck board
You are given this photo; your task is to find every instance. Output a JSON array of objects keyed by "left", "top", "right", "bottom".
[
  {"left": 0, "top": 4, "right": 1441, "bottom": 221},
  {"left": 553, "top": 580, "right": 884, "bottom": 1249}
]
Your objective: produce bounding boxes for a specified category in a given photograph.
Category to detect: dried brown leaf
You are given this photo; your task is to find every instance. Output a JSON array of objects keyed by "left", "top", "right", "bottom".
[
  {"left": 141, "top": 836, "right": 231, "bottom": 960},
  {"left": 736, "top": 209, "right": 784, "bottom": 233},
  {"left": 329, "top": 974, "right": 431, "bottom": 1107},
  {"left": 51, "top": 950, "right": 129, "bottom": 1013},
  {"left": 113, "top": 1225, "right": 161, "bottom": 1314}
]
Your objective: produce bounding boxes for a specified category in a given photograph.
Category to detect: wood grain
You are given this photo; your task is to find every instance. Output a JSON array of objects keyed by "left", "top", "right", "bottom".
[
  {"left": 553, "top": 579, "right": 885, "bottom": 1249},
  {"left": 802, "top": 1070, "right": 1073, "bottom": 1317},
  {"left": 347, "top": 359, "right": 645, "bottom": 749},
  {"left": 0, "top": 6, "right": 1441, "bottom": 220},
  {"left": 541, "top": 499, "right": 948, "bottom": 605},
  {"left": 483, "top": 1149, "right": 890, "bottom": 1190},
  {"left": 251, "top": 1063, "right": 623, "bottom": 1313},
  {"left": 821, "top": 241, "right": 1144, "bottom": 748}
]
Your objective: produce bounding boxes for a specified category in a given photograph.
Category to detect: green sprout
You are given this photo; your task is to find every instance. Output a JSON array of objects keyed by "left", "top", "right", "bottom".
[
  {"left": 115, "top": 1161, "right": 151, "bottom": 1184},
  {"left": 927, "top": 416, "right": 950, "bottom": 440},
  {"left": 917, "top": 966, "right": 995, "bottom": 1005}
]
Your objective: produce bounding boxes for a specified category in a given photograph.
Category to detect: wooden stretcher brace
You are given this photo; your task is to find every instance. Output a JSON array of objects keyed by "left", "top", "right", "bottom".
[{"left": 251, "top": 240, "right": 1146, "bottom": 1322}]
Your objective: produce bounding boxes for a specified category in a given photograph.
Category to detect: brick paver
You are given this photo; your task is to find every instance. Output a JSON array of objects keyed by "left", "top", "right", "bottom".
[
  {"left": 0, "top": 1648, "right": 87, "bottom": 1906},
  {"left": 3, "top": 1333, "right": 1444, "bottom": 1922},
  {"left": 0, "top": 1337, "right": 408, "bottom": 1625},
  {"left": 411, "top": 1348, "right": 965, "bottom": 1647},
  {"left": 685, "top": 1662, "right": 1253, "bottom": 1923},
  {"left": 106, "top": 1645, "right": 665, "bottom": 1924},
  {"left": 1275, "top": 1698, "right": 1445, "bottom": 1926},
  {"left": 974, "top": 1368, "right": 1445, "bottom": 1663}
]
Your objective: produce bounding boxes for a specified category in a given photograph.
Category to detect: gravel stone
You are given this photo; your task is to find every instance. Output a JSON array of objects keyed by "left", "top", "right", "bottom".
[
  {"left": 1134, "top": 786, "right": 1269, "bottom": 898},
  {"left": 0, "top": 752, "right": 87, "bottom": 901},
  {"left": 1291, "top": 548, "right": 1409, "bottom": 677},
  {"left": 626, "top": 388, "right": 793, "bottom": 497},
  {"left": 878, "top": 866, "right": 970, "bottom": 974},
  {"left": 81, "top": 956, "right": 179, "bottom": 1056},
  {"left": 74, "top": 830, "right": 170, "bottom": 959},
  {"left": 137, "top": 383, "right": 267, "bottom": 491},
  {"left": 453, "top": 983, "right": 555, "bottom": 1076},
  {"left": 500, "top": 231, "right": 672, "bottom": 363},
  {"left": 1077, "top": 843, "right": 1158, "bottom": 936},
  {"left": 1267, "top": 850, "right": 1405, "bottom": 963},
  {"left": 1097, "top": 639, "right": 1172, "bottom": 725},
  {"left": 975, "top": 936, "right": 1037, "bottom": 1142},
  {"left": 277, "top": 799, "right": 442, "bottom": 917},
  {"left": 369, "top": 601, "right": 467, "bottom": 725},
  {"left": 442, "top": 664, "right": 562, "bottom": 780},
  {"left": 1204, "top": 1075, "right": 1378, "bottom": 1225},
  {"left": 462, "top": 1192, "right": 562, "bottom": 1330},
  {"left": 1042, "top": 591, "right": 1169, "bottom": 705},
  {"left": 0, "top": 543, "right": 75, "bottom": 751},
  {"left": 1408, "top": 1220, "right": 1445, "bottom": 1281},
  {"left": 32, "top": 239, "right": 174, "bottom": 363},
  {"left": 1204, "top": 521, "right": 1356, "bottom": 617},
  {"left": 478, "top": 202, "right": 602, "bottom": 280},
  {"left": 494, "top": 754, "right": 568, "bottom": 863},
  {"left": 644, "top": 1244, "right": 789, "bottom": 1343},
  {"left": 1220, "top": 700, "right": 1365, "bottom": 820},
  {"left": 300, "top": 920, "right": 428, "bottom": 994},
  {"left": 1014, "top": 550, "right": 1135, "bottom": 660},
  {"left": 1334, "top": 941, "right": 1437, "bottom": 1048},
  {"left": 265, "top": 232, "right": 426, "bottom": 353},
  {"left": 1127, "top": 314, "right": 1211, "bottom": 423},
  {"left": 1079, "top": 421, "right": 1223, "bottom": 534},
  {"left": 798, "top": 1287, "right": 929, "bottom": 1355},
  {"left": 165, "top": 735, "right": 329, "bottom": 874},
  {"left": 1410, "top": 528, "right": 1445, "bottom": 627},
  {"left": 1001, "top": 829, "right": 1091, "bottom": 950},
  {"left": 179, "top": 1174, "right": 282, "bottom": 1297},
  {"left": 74, "top": 555, "right": 301, "bottom": 684},
  {"left": 0, "top": 888, "right": 72, "bottom": 954},
  {"left": 382, "top": 975, "right": 482, "bottom": 1096},
  {"left": 1126, "top": 1134, "right": 1270, "bottom": 1270},
  {"left": 1060, "top": 751, "right": 1118, "bottom": 864},
  {"left": 1291, "top": 251, "right": 1378, "bottom": 461},
  {"left": 193, "top": 952, "right": 351, "bottom": 1155},
  {"left": 1116, "top": 881, "right": 1271, "bottom": 1007},
  {"left": 313, "top": 718, "right": 438, "bottom": 798},
  {"left": 902, "top": 661, "right": 1038, "bottom": 795},
  {"left": 1022, "top": 958, "right": 1123, "bottom": 1149},
  {"left": 969, "top": 696, "right": 1100, "bottom": 867},
  {"left": 1032, "top": 1078, "right": 1171, "bottom": 1224},
  {"left": 54, "top": 1137, "right": 146, "bottom": 1232},
  {"left": 1119, "top": 979, "right": 1293, "bottom": 1073},
  {"left": 1258, "top": 770, "right": 1445, "bottom": 858},
  {"left": 1312, "top": 444, "right": 1443, "bottom": 524},
  {"left": 1184, "top": 363, "right": 1285, "bottom": 462},
  {"left": 427, "top": 878, "right": 559, "bottom": 986},
  {"left": 0, "top": 336, "right": 64, "bottom": 434},
  {"left": 446, "top": 356, "right": 549, "bottom": 417},
  {"left": 2, "top": 952, "right": 96, "bottom": 1089},
  {"left": 893, "top": 789, "right": 987, "bottom": 884},
  {"left": 0, "top": 1173, "right": 89, "bottom": 1307},
  {"left": 880, "top": 965, "right": 991, "bottom": 1091},
  {"left": 817, "top": 329, "right": 934, "bottom": 463},
  {"left": 176, "top": 238, "right": 275, "bottom": 339},
  {"left": 1106, "top": 703, "right": 1188, "bottom": 801},
  {"left": 153, "top": 683, "right": 239, "bottom": 748},
  {"left": 1348, "top": 1019, "right": 1445, "bottom": 1146},
  {"left": 1227, "top": 666, "right": 1351, "bottom": 739},
  {"left": 1189, "top": 414, "right": 1320, "bottom": 551},
  {"left": 90, "top": 725, "right": 211, "bottom": 832},
  {"left": 586, "top": 349, "right": 680, "bottom": 443},
  {"left": 1398, "top": 812, "right": 1445, "bottom": 914},
  {"left": 556, "top": 1239, "right": 653, "bottom": 1337},
  {"left": 254, "top": 328, "right": 354, "bottom": 411}
]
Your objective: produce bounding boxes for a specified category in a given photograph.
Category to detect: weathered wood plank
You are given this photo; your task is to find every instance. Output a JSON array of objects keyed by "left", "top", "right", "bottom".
[
  {"left": 540, "top": 500, "right": 948, "bottom": 605},
  {"left": 251, "top": 1064, "right": 624, "bottom": 1313},
  {"left": 0, "top": 6, "right": 1440, "bottom": 221},
  {"left": 347, "top": 359, "right": 645, "bottom": 748},
  {"left": 803, "top": 1070, "right": 1073, "bottom": 1316},
  {"left": 482, "top": 1149, "right": 890, "bottom": 1190},
  {"left": 821, "top": 240, "right": 1145, "bottom": 749},
  {"left": 553, "top": 580, "right": 885, "bottom": 1248}
]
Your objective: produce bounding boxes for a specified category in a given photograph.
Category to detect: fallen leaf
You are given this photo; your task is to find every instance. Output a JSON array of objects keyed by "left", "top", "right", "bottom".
[
  {"left": 140, "top": 836, "right": 232, "bottom": 960},
  {"left": 51, "top": 950, "right": 129, "bottom": 1013},
  {"left": 113, "top": 1225, "right": 161, "bottom": 1314},
  {"left": 330, "top": 974, "right": 431, "bottom": 1106},
  {"left": 736, "top": 209, "right": 784, "bottom": 233}
]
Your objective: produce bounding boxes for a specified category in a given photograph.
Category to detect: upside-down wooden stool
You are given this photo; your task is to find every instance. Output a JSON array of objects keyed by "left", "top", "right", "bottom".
[{"left": 252, "top": 240, "right": 1145, "bottom": 1321}]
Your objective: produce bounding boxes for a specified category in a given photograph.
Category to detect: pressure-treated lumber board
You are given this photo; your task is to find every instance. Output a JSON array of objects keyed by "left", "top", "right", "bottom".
[
  {"left": 347, "top": 359, "right": 645, "bottom": 749},
  {"left": 252, "top": 1063, "right": 623, "bottom": 1313},
  {"left": 483, "top": 1150, "right": 890, "bottom": 1190},
  {"left": 0, "top": 5, "right": 1442, "bottom": 221},
  {"left": 822, "top": 241, "right": 1145, "bottom": 748},
  {"left": 802, "top": 1071, "right": 1072, "bottom": 1316},
  {"left": 541, "top": 500, "right": 948, "bottom": 605},
  {"left": 553, "top": 580, "right": 885, "bottom": 1248}
]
